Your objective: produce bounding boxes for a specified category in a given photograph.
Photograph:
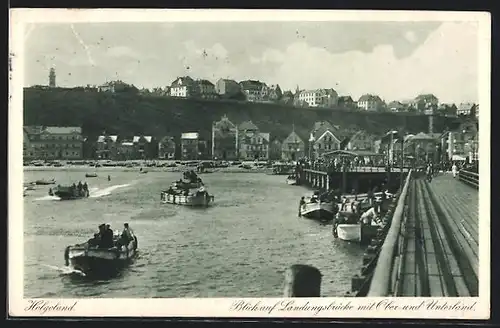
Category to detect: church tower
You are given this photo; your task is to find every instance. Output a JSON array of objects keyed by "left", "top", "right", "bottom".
[{"left": 49, "top": 67, "right": 56, "bottom": 87}]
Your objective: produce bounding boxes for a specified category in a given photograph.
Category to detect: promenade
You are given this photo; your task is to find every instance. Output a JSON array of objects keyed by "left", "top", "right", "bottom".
[{"left": 368, "top": 173, "right": 479, "bottom": 297}]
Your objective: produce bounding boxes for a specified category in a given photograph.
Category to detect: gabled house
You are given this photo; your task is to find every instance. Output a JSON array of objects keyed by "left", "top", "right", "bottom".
[
  {"left": 413, "top": 94, "right": 439, "bottom": 113},
  {"left": 133, "top": 135, "right": 156, "bottom": 159},
  {"left": 212, "top": 115, "right": 239, "bottom": 160},
  {"left": 338, "top": 96, "right": 355, "bottom": 109},
  {"left": 298, "top": 89, "right": 338, "bottom": 108},
  {"left": 438, "top": 103, "right": 458, "bottom": 116},
  {"left": 158, "top": 136, "right": 176, "bottom": 160},
  {"left": 96, "top": 134, "right": 119, "bottom": 160},
  {"left": 280, "top": 91, "right": 295, "bottom": 105},
  {"left": 387, "top": 101, "right": 405, "bottom": 112},
  {"left": 181, "top": 132, "right": 200, "bottom": 160},
  {"left": 239, "top": 80, "right": 267, "bottom": 102},
  {"left": 267, "top": 84, "right": 283, "bottom": 102},
  {"left": 281, "top": 130, "right": 305, "bottom": 161},
  {"left": 346, "top": 130, "right": 376, "bottom": 151},
  {"left": 195, "top": 79, "right": 217, "bottom": 99},
  {"left": 216, "top": 79, "right": 241, "bottom": 96},
  {"left": 457, "top": 103, "right": 477, "bottom": 116},
  {"left": 98, "top": 80, "right": 137, "bottom": 93},
  {"left": 170, "top": 76, "right": 196, "bottom": 98},
  {"left": 308, "top": 121, "right": 340, "bottom": 159},
  {"left": 358, "top": 94, "right": 384, "bottom": 111},
  {"left": 238, "top": 121, "right": 270, "bottom": 160}
]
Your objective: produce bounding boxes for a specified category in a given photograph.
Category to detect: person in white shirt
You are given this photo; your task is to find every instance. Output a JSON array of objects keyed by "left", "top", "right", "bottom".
[
  {"left": 452, "top": 163, "right": 458, "bottom": 178},
  {"left": 360, "top": 206, "right": 381, "bottom": 226}
]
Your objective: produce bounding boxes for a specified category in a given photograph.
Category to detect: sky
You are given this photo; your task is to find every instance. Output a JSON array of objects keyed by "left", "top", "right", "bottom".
[{"left": 23, "top": 20, "right": 479, "bottom": 103}]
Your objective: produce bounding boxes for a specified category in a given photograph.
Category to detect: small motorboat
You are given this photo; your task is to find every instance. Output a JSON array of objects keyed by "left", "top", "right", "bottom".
[
  {"left": 24, "top": 182, "right": 36, "bottom": 190},
  {"left": 85, "top": 173, "right": 98, "bottom": 178},
  {"left": 333, "top": 209, "right": 382, "bottom": 243},
  {"left": 300, "top": 196, "right": 335, "bottom": 221},
  {"left": 64, "top": 230, "right": 138, "bottom": 277},
  {"left": 161, "top": 186, "right": 214, "bottom": 207},
  {"left": 286, "top": 174, "right": 297, "bottom": 185},
  {"left": 35, "top": 178, "right": 56, "bottom": 185},
  {"left": 49, "top": 184, "right": 90, "bottom": 200},
  {"left": 270, "top": 163, "right": 295, "bottom": 175}
]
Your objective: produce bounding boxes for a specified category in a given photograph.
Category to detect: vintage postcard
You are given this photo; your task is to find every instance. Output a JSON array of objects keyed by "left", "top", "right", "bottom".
[{"left": 9, "top": 9, "right": 490, "bottom": 319}]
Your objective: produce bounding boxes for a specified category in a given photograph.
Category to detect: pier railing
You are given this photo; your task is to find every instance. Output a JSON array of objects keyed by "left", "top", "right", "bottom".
[
  {"left": 458, "top": 170, "right": 479, "bottom": 189},
  {"left": 366, "top": 169, "right": 413, "bottom": 297}
]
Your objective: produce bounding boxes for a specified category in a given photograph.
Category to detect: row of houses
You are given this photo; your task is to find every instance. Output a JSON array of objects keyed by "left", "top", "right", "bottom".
[
  {"left": 34, "top": 69, "right": 479, "bottom": 118},
  {"left": 23, "top": 116, "right": 478, "bottom": 163},
  {"left": 22, "top": 119, "right": 374, "bottom": 162}
]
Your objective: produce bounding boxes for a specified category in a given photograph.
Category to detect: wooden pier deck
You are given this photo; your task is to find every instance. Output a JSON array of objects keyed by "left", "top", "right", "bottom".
[{"left": 398, "top": 174, "right": 478, "bottom": 296}]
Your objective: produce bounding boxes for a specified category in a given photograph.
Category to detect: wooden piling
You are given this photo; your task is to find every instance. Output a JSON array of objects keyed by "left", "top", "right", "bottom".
[{"left": 283, "top": 264, "right": 322, "bottom": 297}]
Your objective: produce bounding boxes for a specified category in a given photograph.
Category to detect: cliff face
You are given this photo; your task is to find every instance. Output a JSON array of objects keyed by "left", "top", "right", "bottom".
[{"left": 23, "top": 88, "right": 457, "bottom": 141}]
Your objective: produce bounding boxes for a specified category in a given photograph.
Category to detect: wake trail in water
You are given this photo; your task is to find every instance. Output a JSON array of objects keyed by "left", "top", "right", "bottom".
[
  {"left": 90, "top": 183, "right": 133, "bottom": 198},
  {"left": 42, "top": 264, "right": 86, "bottom": 277},
  {"left": 35, "top": 195, "right": 61, "bottom": 201}
]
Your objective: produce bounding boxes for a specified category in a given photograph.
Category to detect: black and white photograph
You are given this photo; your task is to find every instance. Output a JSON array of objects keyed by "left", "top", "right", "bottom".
[{"left": 9, "top": 9, "right": 490, "bottom": 318}]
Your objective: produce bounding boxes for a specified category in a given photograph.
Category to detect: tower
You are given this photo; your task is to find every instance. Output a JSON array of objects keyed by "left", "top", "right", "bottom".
[{"left": 49, "top": 67, "right": 56, "bottom": 87}]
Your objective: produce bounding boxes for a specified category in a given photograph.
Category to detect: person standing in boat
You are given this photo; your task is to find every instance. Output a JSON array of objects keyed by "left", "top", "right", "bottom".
[
  {"left": 99, "top": 224, "right": 114, "bottom": 248},
  {"left": 298, "top": 196, "right": 306, "bottom": 217}
]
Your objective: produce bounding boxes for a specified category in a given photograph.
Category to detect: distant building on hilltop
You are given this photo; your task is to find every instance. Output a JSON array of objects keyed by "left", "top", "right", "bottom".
[
  {"left": 298, "top": 89, "right": 338, "bottom": 108},
  {"left": 412, "top": 94, "right": 439, "bottom": 113},
  {"left": 49, "top": 67, "right": 56, "bottom": 88},
  {"left": 170, "top": 76, "right": 196, "bottom": 98},
  {"left": 215, "top": 79, "right": 242, "bottom": 98},
  {"left": 457, "top": 103, "right": 477, "bottom": 116},
  {"left": 387, "top": 101, "right": 405, "bottom": 112},
  {"left": 338, "top": 96, "right": 355, "bottom": 109},
  {"left": 266, "top": 84, "right": 283, "bottom": 102},
  {"left": 98, "top": 80, "right": 136, "bottom": 93},
  {"left": 239, "top": 80, "right": 267, "bottom": 102},
  {"left": 357, "top": 94, "right": 384, "bottom": 111},
  {"left": 195, "top": 79, "right": 218, "bottom": 99}
]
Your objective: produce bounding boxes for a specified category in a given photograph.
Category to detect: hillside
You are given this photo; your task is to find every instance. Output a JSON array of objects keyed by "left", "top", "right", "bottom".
[{"left": 23, "top": 88, "right": 460, "bottom": 141}]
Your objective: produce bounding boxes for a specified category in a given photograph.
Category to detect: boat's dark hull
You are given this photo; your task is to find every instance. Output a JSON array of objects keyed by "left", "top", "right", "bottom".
[
  {"left": 69, "top": 255, "right": 136, "bottom": 278},
  {"left": 302, "top": 209, "right": 334, "bottom": 221}
]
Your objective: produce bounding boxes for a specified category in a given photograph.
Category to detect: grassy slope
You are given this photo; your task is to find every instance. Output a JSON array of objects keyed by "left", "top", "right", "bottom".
[{"left": 23, "top": 88, "right": 458, "bottom": 141}]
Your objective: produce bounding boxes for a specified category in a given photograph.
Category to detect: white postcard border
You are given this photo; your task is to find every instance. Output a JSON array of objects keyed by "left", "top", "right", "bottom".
[{"left": 9, "top": 9, "right": 491, "bottom": 319}]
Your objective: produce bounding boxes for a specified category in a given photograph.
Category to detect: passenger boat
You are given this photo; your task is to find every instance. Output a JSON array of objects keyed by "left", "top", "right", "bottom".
[
  {"left": 49, "top": 184, "right": 90, "bottom": 200},
  {"left": 85, "top": 173, "right": 98, "bottom": 178},
  {"left": 300, "top": 197, "right": 335, "bottom": 221},
  {"left": 271, "top": 163, "right": 295, "bottom": 175},
  {"left": 35, "top": 178, "right": 56, "bottom": 185},
  {"left": 333, "top": 210, "right": 381, "bottom": 243},
  {"left": 161, "top": 186, "right": 214, "bottom": 207},
  {"left": 64, "top": 231, "right": 138, "bottom": 277},
  {"left": 286, "top": 174, "right": 297, "bottom": 185}
]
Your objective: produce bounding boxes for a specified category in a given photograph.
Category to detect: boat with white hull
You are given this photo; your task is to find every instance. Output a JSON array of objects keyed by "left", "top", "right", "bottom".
[
  {"left": 286, "top": 177, "right": 297, "bottom": 185},
  {"left": 161, "top": 188, "right": 214, "bottom": 207},
  {"left": 300, "top": 199, "right": 335, "bottom": 221},
  {"left": 336, "top": 224, "right": 362, "bottom": 242}
]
